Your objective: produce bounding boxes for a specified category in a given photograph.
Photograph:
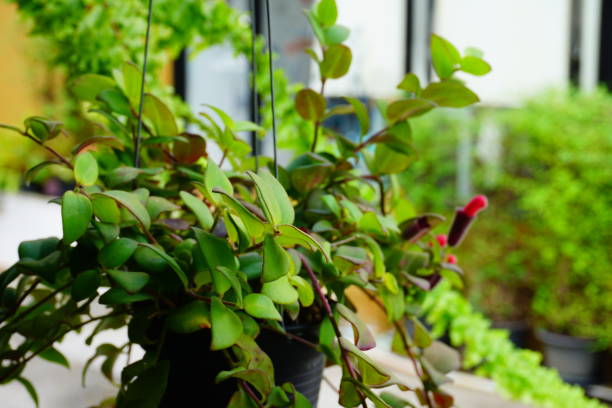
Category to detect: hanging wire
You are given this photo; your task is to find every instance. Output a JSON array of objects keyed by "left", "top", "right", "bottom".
[
  {"left": 264, "top": 0, "right": 279, "bottom": 178},
  {"left": 249, "top": 0, "right": 260, "bottom": 172},
  {"left": 134, "top": 0, "right": 155, "bottom": 168}
]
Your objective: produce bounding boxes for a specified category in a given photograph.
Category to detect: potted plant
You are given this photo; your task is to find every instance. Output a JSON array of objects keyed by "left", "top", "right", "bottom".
[{"left": 0, "top": 1, "right": 491, "bottom": 406}]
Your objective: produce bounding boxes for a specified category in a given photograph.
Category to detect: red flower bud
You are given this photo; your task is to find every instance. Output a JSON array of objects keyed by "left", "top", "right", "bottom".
[
  {"left": 463, "top": 194, "right": 488, "bottom": 217},
  {"left": 446, "top": 254, "right": 457, "bottom": 264},
  {"left": 435, "top": 234, "right": 447, "bottom": 247}
]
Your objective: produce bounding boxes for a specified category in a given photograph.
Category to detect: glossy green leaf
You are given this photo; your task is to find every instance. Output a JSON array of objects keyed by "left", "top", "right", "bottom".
[
  {"left": 146, "top": 196, "right": 179, "bottom": 220},
  {"left": 99, "top": 288, "right": 153, "bottom": 305},
  {"left": 372, "top": 144, "right": 414, "bottom": 174},
  {"left": 95, "top": 190, "right": 151, "bottom": 230},
  {"left": 295, "top": 89, "right": 326, "bottom": 121},
  {"left": 430, "top": 34, "right": 461, "bottom": 79},
  {"left": 213, "top": 189, "right": 266, "bottom": 239},
  {"left": 377, "top": 121, "right": 414, "bottom": 155},
  {"left": 460, "top": 55, "right": 491, "bottom": 76},
  {"left": 73, "top": 152, "right": 98, "bottom": 187},
  {"left": 38, "top": 347, "right": 69, "bottom": 368},
  {"left": 397, "top": 73, "right": 421, "bottom": 94},
  {"left": 211, "top": 296, "right": 243, "bottom": 350},
  {"left": 205, "top": 159, "right": 233, "bottom": 200},
  {"left": 217, "top": 368, "right": 272, "bottom": 397},
  {"left": 216, "top": 266, "right": 243, "bottom": 307},
  {"left": 248, "top": 170, "right": 294, "bottom": 226},
  {"left": 107, "top": 270, "right": 149, "bottom": 293},
  {"left": 98, "top": 238, "right": 137, "bottom": 268},
  {"left": 321, "top": 44, "right": 352, "bottom": 79},
  {"left": 18, "top": 237, "right": 59, "bottom": 261},
  {"left": 180, "top": 191, "right": 213, "bottom": 229},
  {"left": 386, "top": 99, "right": 435, "bottom": 122},
  {"left": 276, "top": 224, "right": 330, "bottom": 261},
  {"left": 143, "top": 93, "right": 178, "bottom": 136},
  {"left": 92, "top": 195, "right": 121, "bottom": 224},
  {"left": 380, "top": 392, "right": 412, "bottom": 408},
  {"left": 411, "top": 318, "right": 432, "bottom": 348},
  {"left": 262, "top": 275, "right": 299, "bottom": 305},
  {"left": 62, "top": 191, "right": 92, "bottom": 244},
  {"left": 24, "top": 116, "right": 63, "bottom": 143},
  {"left": 316, "top": 0, "right": 337, "bottom": 27},
  {"left": 340, "top": 338, "right": 391, "bottom": 386},
  {"left": 167, "top": 301, "right": 211, "bottom": 333},
  {"left": 70, "top": 74, "right": 116, "bottom": 102},
  {"left": 244, "top": 293, "right": 282, "bottom": 321},
  {"left": 263, "top": 234, "right": 290, "bottom": 283},
  {"left": 16, "top": 377, "right": 39, "bottom": 408},
  {"left": 97, "top": 88, "right": 131, "bottom": 115},
  {"left": 421, "top": 81, "right": 479, "bottom": 108},
  {"left": 71, "top": 270, "right": 101, "bottom": 301},
  {"left": 138, "top": 243, "right": 188, "bottom": 288},
  {"left": 345, "top": 97, "right": 370, "bottom": 136},
  {"left": 120, "top": 61, "right": 142, "bottom": 107}
]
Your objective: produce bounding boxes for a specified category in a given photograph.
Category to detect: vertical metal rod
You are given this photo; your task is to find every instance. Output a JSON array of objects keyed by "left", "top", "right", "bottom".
[
  {"left": 249, "top": 0, "right": 260, "bottom": 172},
  {"left": 264, "top": 0, "right": 279, "bottom": 178},
  {"left": 134, "top": 0, "right": 154, "bottom": 168}
]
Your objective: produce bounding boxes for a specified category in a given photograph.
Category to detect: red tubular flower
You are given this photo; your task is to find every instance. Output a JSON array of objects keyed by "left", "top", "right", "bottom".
[
  {"left": 448, "top": 195, "right": 488, "bottom": 247},
  {"left": 435, "top": 234, "right": 447, "bottom": 247},
  {"left": 446, "top": 254, "right": 457, "bottom": 264}
]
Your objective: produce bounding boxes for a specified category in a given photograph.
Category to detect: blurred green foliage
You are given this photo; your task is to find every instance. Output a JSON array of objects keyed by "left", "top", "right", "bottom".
[{"left": 404, "top": 89, "right": 612, "bottom": 345}]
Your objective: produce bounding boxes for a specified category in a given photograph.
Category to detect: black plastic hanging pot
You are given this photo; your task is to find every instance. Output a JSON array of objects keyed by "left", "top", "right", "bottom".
[
  {"left": 535, "top": 329, "right": 602, "bottom": 386},
  {"left": 159, "top": 324, "right": 324, "bottom": 407}
]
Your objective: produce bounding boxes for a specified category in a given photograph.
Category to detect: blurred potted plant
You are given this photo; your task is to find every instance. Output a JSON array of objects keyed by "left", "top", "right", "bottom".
[{"left": 0, "top": 1, "right": 491, "bottom": 407}]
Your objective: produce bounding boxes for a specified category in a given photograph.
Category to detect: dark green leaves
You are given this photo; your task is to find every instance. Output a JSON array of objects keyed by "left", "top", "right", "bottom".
[
  {"left": 62, "top": 191, "right": 93, "bottom": 244},
  {"left": 143, "top": 93, "right": 178, "bottom": 136},
  {"left": 248, "top": 170, "right": 294, "bottom": 226},
  {"left": 72, "top": 270, "right": 101, "bottom": 301},
  {"left": 138, "top": 243, "right": 188, "bottom": 288},
  {"left": 262, "top": 234, "right": 290, "bottom": 283},
  {"left": 295, "top": 89, "right": 326, "bottom": 121},
  {"left": 94, "top": 190, "right": 151, "bottom": 230},
  {"left": 430, "top": 34, "right": 461, "bottom": 79},
  {"left": 24, "top": 117, "right": 63, "bottom": 143},
  {"left": 98, "top": 238, "right": 137, "bottom": 268},
  {"left": 321, "top": 44, "right": 352, "bottom": 79},
  {"left": 210, "top": 297, "right": 243, "bottom": 350},
  {"left": 386, "top": 99, "right": 435, "bottom": 123},
  {"left": 99, "top": 288, "right": 153, "bottom": 305},
  {"left": 70, "top": 74, "right": 116, "bottom": 102},
  {"left": 244, "top": 294, "right": 282, "bottom": 321},
  {"left": 180, "top": 191, "right": 213, "bottom": 229},
  {"left": 108, "top": 270, "right": 149, "bottom": 293}
]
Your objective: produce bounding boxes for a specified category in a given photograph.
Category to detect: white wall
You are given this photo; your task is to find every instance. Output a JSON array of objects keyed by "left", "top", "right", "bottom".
[{"left": 434, "top": 0, "right": 572, "bottom": 106}]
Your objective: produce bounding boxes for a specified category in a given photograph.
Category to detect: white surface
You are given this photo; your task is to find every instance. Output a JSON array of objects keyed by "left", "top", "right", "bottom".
[
  {"left": 0, "top": 193, "right": 62, "bottom": 268},
  {"left": 434, "top": 0, "right": 572, "bottom": 106}
]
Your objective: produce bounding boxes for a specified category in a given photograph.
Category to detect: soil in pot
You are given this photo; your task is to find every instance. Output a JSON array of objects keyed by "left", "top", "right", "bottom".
[
  {"left": 492, "top": 320, "right": 532, "bottom": 350},
  {"left": 536, "top": 329, "right": 603, "bottom": 386},
  {"left": 159, "top": 324, "right": 324, "bottom": 407}
]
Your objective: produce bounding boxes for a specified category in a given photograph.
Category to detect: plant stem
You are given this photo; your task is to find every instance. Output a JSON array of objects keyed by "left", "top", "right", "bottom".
[
  {"left": 1, "top": 281, "right": 72, "bottom": 327},
  {"left": 310, "top": 80, "right": 326, "bottom": 153},
  {"left": 298, "top": 253, "right": 368, "bottom": 408},
  {"left": 264, "top": 325, "right": 318, "bottom": 349},
  {"left": 353, "top": 125, "right": 390, "bottom": 153},
  {"left": 241, "top": 380, "right": 264, "bottom": 408}
]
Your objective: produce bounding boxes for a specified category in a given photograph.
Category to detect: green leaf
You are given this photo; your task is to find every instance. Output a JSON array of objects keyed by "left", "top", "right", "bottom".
[
  {"left": 38, "top": 347, "right": 70, "bottom": 368},
  {"left": 422, "top": 341, "right": 460, "bottom": 374},
  {"left": 138, "top": 243, "right": 188, "bottom": 288},
  {"left": 18, "top": 237, "right": 60, "bottom": 261},
  {"left": 276, "top": 224, "right": 330, "bottom": 262},
  {"left": 324, "top": 24, "right": 350, "bottom": 45},
  {"left": 377, "top": 121, "right": 414, "bottom": 155},
  {"left": 306, "top": 10, "right": 326, "bottom": 45},
  {"left": 99, "top": 288, "right": 153, "bottom": 305},
  {"left": 289, "top": 275, "right": 314, "bottom": 307},
  {"left": 167, "top": 301, "right": 211, "bottom": 333},
  {"left": 70, "top": 74, "right": 116, "bottom": 102},
  {"left": 213, "top": 189, "right": 266, "bottom": 239},
  {"left": 62, "top": 191, "right": 93, "bottom": 244},
  {"left": 98, "top": 238, "right": 137, "bottom": 268},
  {"left": 295, "top": 89, "right": 326, "bottom": 122},
  {"left": 217, "top": 368, "right": 273, "bottom": 397},
  {"left": 372, "top": 144, "right": 414, "bottom": 174},
  {"left": 380, "top": 392, "right": 414, "bottom": 408},
  {"left": 421, "top": 81, "right": 479, "bottom": 108},
  {"left": 92, "top": 195, "right": 121, "bottom": 224},
  {"left": 105, "top": 166, "right": 162, "bottom": 187},
  {"left": 143, "top": 93, "right": 178, "bottom": 136},
  {"left": 397, "top": 73, "right": 421, "bottom": 94},
  {"left": 24, "top": 161, "right": 62, "bottom": 185},
  {"left": 316, "top": 0, "right": 337, "bottom": 27},
  {"left": 95, "top": 190, "right": 151, "bottom": 230},
  {"left": 16, "top": 377, "right": 39, "bottom": 408},
  {"left": 180, "top": 191, "right": 213, "bottom": 229},
  {"left": 248, "top": 170, "right": 294, "bottom": 226},
  {"left": 173, "top": 133, "right": 206, "bottom": 164},
  {"left": 121, "top": 61, "right": 142, "bottom": 107},
  {"left": 72, "top": 136, "right": 124, "bottom": 155},
  {"left": 430, "top": 34, "right": 461, "bottom": 79},
  {"left": 146, "top": 196, "right": 179, "bottom": 220},
  {"left": 460, "top": 55, "right": 491, "bottom": 76},
  {"left": 386, "top": 99, "right": 435, "bottom": 122},
  {"left": 97, "top": 88, "right": 131, "bottom": 115},
  {"left": 345, "top": 97, "right": 370, "bottom": 136},
  {"left": 71, "top": 270, "right": 101, "bottom": 301},
  {"left": 340, "top": 338, "right": 391, "bottom": 386},
  {"left": 263, "top": 234, "right": 290, "bottom": 283},
  {"left": 211, "top": 297, "right": 243, "bottom": 350},
  {"left": 24, "top": 117, "right": 63, "bottom": 142},
  {"left": 244, "top": 293, "right": 282, "bottom": 321},
  {"left": 205, "top": 159, "right": 233, "bottom": 201},
  {"left": 107, "top": 270, "right": 149, "bottom": 293},
  {"left": 336, "top": 303, "right": 376, "bottom": 350},
  {"left": 216, "top": 266, "right": 243, "bottom": 308},
  {"left": 411, "top": 318, "right": 432, "bottom": 348},
  {"left": 321, "top": 44, "right": 352, "bottom": 79},
  {"left": 262, "top": 275, "right": 299, "bottom": 305}
]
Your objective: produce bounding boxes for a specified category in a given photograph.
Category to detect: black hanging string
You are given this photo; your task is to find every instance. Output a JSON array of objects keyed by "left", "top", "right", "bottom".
[
  {"left": 134, "top": 0, "right": 154, "bottom": 168},
  {"left": 264, "top": 0, "right": 279, "bottom": 178},
  {"left": 249, "top": 0, "right": 260, "bottom": 172}
]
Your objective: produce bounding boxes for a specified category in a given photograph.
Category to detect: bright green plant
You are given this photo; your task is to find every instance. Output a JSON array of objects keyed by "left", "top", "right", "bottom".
[
  {"left": 423, "top": 282, "right": 605, "bottom": 408},
  {"left": 0, "top": 1, "right": 493, "bottom": 407}
]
